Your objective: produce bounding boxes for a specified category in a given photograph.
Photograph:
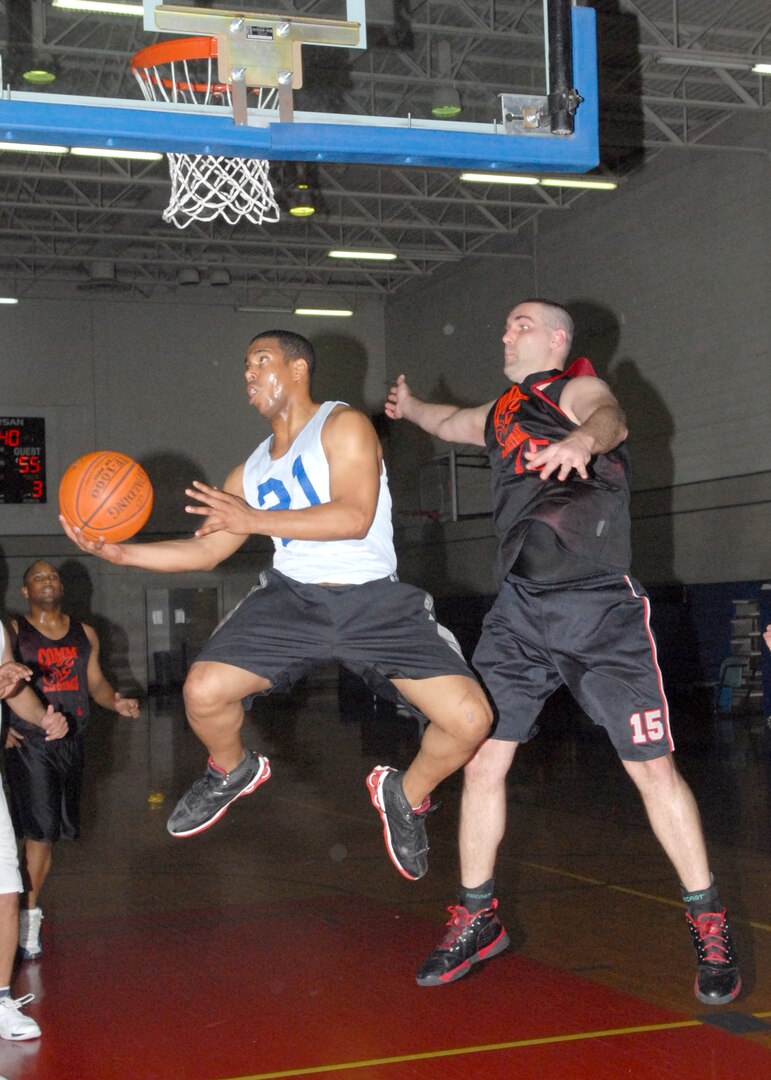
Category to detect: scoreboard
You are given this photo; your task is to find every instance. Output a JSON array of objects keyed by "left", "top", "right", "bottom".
[{"left": 0, "top": 417, "right": 47, "bottom": 504}]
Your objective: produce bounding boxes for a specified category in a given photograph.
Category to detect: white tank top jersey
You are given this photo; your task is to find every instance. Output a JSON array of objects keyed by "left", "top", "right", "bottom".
[{"left": 241, "top": 400, "right": 397, "bottom": 584}]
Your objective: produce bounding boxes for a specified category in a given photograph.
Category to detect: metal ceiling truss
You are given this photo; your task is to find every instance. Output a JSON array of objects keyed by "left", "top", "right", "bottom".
[{"left": 0, "top": 0, "right": 768, "bottom": 302}]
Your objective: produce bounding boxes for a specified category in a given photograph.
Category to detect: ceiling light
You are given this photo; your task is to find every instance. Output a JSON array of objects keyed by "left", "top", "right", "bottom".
[
  {"left": 209, "top": 268, "right": 231, "bottom": 287},
  {"left": 431, "top": 87, "right": 461, "bottom": 120},
  {"left": 294, "top": 308, "right": 353, "bottom": 317},
  {"left": 0, "top": 298, "right": 19, "bottom": 305},
  {"left": 236, "top": 306, "right": 294, "bottom": 314},
  {"left": 752, "top": 63, "right": 771, "bottom": 75},
  {"left": 52, "top": 1, "right": 144, "bottom": 14},
  {"left": 328, "top": 250, "right": 397, "bottom": 261},
  {"left": 460, "top": 172, "right": 541, "bottom": 185},
  {"left": 177, "top": 268, "right": 200, "bottom": 286},
  {"left": 0, "top": 142, "right": 69, "bottom": 155},
  {"left": 288, "top": 183, "right": 316, "bottom": 218},
  {"left": 22, "top": 69, "right": 57, "bottom": 86},
  {"left": 655, "top": 53, "right": 754, "bottom": 72},
  {"left": 70, "top": 147, "right": 163, "bottom": 161},
  {"left": 540, "top": 178, "right": 618, "bottom": 190}
]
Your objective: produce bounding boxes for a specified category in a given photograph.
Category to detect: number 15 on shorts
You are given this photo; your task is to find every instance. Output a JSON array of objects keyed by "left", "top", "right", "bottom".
[{"left": 629, "top": 709, "right": 665, "bottom": 745}]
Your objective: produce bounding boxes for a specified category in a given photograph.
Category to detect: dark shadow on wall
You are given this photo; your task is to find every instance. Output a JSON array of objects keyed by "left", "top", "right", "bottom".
[
  {"left": 58, "top": 558, "right": 141, "bottom": 695},
  {"left": 309, "top": 333, "right": 370, "bottom": 411},
  {"left": 137, "top": 452, "right": 211, "bottom": 537}
]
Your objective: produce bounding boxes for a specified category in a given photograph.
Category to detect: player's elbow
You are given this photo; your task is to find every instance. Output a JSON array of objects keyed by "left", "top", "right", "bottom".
[{"left": 350, "top": 513, "right": 374, "bottom": 540}]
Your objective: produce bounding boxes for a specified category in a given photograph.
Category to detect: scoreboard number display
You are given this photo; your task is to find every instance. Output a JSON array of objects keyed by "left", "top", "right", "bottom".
[{"left": 0, "top": 417, "right": 47, "bottom": 504}]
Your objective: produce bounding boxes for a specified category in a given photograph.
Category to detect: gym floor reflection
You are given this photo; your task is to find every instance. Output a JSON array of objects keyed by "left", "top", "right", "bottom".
[{"left": 2, "top": 671, "right": 770, "bottom": 1079}]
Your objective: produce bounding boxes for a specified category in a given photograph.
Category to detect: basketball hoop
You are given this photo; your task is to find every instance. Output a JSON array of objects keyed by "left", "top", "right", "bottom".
[{"left": 131, "top": 37, "right": 280, "bottom": 228}]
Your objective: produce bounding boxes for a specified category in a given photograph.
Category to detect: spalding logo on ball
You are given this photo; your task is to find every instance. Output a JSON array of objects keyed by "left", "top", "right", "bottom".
[{"left": 59, "top": 451, "right": 153, "bottom": 543}]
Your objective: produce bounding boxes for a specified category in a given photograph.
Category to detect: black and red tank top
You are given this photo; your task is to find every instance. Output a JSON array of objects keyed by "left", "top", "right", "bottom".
[
  {"left": 484, "top": 358, "right": 632, "bottom": 582},
  {"left": 14, "top": 617, "right": 91, "bottom": 733}
]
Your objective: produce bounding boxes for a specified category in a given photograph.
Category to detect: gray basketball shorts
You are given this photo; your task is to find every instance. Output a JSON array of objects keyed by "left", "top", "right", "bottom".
[
  {"left": 195, "top": 568, "right": 474, "bottom": 709},
  {"left": 472, "top": 572, "right": 674, "bottom": 761}
]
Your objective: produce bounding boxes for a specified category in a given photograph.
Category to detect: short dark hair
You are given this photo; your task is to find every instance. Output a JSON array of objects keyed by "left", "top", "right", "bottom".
[
  {"left": 248, "top": 330, "right": 317, "bottom": 380},
  {"left": 518, "top": 298, "right": 574, "bottom": 348},
  {"left": 22, "top": 560, "right": 57, "bottom": 586}
]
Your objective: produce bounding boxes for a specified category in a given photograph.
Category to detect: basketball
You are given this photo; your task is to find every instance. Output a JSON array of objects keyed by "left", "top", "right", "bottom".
[{"left": 59, "top": 451, "right": 153, "bottom": 543}]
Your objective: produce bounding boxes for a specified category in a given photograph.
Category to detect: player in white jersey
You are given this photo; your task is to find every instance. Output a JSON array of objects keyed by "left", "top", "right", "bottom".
[{"left": 61, "top": 330, "right": 492, "bottom": 881}]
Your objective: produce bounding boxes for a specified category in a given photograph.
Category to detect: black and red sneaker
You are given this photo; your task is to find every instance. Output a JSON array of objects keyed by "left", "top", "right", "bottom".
[
  {"left": 686, "top": 908, "right": 741, "bottom": 1005},
  {"left": 416, "top": 901, "right": 510, "bottom": 986},
  {"left": 366, "top": 765, "right": 430, "bottom": 880}
]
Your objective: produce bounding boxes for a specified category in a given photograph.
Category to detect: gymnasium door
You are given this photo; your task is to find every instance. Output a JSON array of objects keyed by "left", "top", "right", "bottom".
[{"left": 145, "top": 587, "right": 221, "bottom": 690}]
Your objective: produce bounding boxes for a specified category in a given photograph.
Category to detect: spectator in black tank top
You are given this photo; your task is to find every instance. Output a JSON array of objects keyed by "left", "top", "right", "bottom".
[
  {"left": 385, "top": 298, "right": 740, "bottom": 1007},
  {"left": 5, "top": 561, "right": 140, "bottom": 962}
]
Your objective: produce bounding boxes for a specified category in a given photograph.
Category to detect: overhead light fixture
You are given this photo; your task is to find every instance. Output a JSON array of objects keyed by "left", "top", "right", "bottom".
[
  {"left": 328, "top": 250, "right": 397, "bottom": 261},
  {"left": 752, "top": 63, "right": 771, "bottom": 75},
  {"left": 460, "top": 172, "right": 616, "bottom": 191},
  {"left": 0, "top": 142, "right": 69, "bottom": 155},
  {"left": 209, "top": 268, "right": 231, "bottom": 287},
  {"left": 431, "top": 87, "right": 461, "bottom": 120},
  {"left": 236, "top": 306, "right": 294, "bottom": 314},
  {"left": 431, "top": 41, "right": 461, "bottom": 119},
  {"left": 655, "top": 53, "right": 758, "bottom": 72},
  {"left": 0, "top": 297, "right": 19, "bottom": 305},
  {"left": 177, "top": 267, "right": 200, "bottom": 286},
  {"left": 70, "top": 147, "right": 163, "bottom": 161},
  {"left": 294, "top": 308, "right": 353, "bottom": 317},
  {"left": 288, "top": 183, "right": 316, "bottom": 218},
  {"left": 460, "top": 172, "right": 541, "bottom": 185},
  {"left": 52, "top": 1, "right": 144, "bottom": 14},
  {"left": 540, "top": 178, "right": 617, "bottom": 190},
  {"left": 22, "top": 68, "right": 57, "bottom": 86}
]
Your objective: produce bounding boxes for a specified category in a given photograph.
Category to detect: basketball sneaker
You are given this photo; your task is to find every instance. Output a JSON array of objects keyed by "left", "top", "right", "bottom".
[
  {"left": 18, "top": 907, "right": 42, "bottom": 961},
  {"left": 167, "top": 751, "right": 271, "bottom": 837},
  {"left": 366, "top": 765, "right": 431, "bottom": 880},
  {"left": 416, "top": 901, "right": 510, "bottom": 986},
  {"left": 0, "top": 995, "right": 41, "bottom": 1041},
  {"left": 686, "top": 908, "right": 741, "bottom": 1005}
]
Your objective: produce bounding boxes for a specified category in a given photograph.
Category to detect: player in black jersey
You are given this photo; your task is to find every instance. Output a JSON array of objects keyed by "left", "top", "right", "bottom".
[
  {"left": 386, "top": 298, "right": 740, "bottom": 1006},
  {"left": 5, "top": 561, "right": 140, "bottom": 961}
]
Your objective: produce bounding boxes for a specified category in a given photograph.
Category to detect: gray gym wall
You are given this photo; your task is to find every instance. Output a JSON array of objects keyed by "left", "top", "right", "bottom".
[
  {"left": 385, "top": 135, "right": 770, "bottom": 597},
  {"left": 1, "top": 135, "right": 768, "bottom": 691},
  {"left": 0, "top": 301, "right": 387, "bottom": 688}
]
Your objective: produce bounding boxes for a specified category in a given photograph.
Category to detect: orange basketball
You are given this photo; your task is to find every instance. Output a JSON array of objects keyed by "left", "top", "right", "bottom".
[{"left": 59, "top": 451, "right": 153, "bottom": 543}]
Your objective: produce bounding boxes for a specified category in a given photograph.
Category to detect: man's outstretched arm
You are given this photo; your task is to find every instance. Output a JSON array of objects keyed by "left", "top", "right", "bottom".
[{"left": 386, "top": 374, "right": 492, "bottom": 447}]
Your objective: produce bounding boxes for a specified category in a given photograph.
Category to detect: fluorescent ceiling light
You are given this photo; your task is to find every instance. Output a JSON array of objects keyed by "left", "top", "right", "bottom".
[
  {"left": 71, "top": 147, "right": 163, "bottom": 161},
  {"left": 540, "top": 178, "right": 617, "bottom": 190},
  {"left": 0, "top": 142, "right": 68, "bottom": 154},
  {"left": 0, "top": 298, "right": 19, "bottom": 305},
  {"left": 752, "top": 63, "right": 771, "bottom": 75},
  {"left": 655, "top": 53, "right": 752, "bottom": 72},
  {"left": 294, "top": 308, "right": 353, "bottom": 317},
  {"left": 237, "top": 306, "right": 294, "bottom": 314},
  {"left": 460, "top": 172, "right": 540, "bottom": 185},
  {"left": 53, "top": 1, "right": 144, "bottom": 13},
  {"left": 328, "top": 250, "right": 397, "bottom": 261}
]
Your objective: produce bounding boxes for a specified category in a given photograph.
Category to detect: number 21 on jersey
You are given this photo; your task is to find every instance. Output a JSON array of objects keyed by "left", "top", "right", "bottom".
[{"left": 256, "top": 455, "right": 321, "bottom": 546}]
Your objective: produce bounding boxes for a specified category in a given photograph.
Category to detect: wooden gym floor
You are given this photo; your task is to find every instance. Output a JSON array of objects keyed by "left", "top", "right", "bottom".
[{"left": 1, "top": 671, "right": 770, "bottom": 1079}]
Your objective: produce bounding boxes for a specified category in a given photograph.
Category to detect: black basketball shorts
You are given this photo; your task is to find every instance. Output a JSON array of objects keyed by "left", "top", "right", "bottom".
[
  {"left": 5, "top": 732, "right": 84, "bottom": 843},
  {"left": 472, "top": 572, "right": 674, "bottom": 761},
  {"left": 195, "top": 568, "right": 474, "bottom": 709}
]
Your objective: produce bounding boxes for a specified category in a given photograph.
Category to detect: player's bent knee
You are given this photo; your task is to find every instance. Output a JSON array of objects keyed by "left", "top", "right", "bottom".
[
  {"left": 449, "top": 687, "right": 493, "bottom": 748},
  {"left": 183, "top": 664, "right": 229, "bottom": 714}
]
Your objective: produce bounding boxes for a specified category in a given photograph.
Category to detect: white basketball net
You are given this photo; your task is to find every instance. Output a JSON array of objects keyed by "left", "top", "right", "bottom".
[
  {"left": 133, "top": 51, "right": 281, "bottom": 229},
  {"left": 164, "top": 153, "right": 279, "bottom": 227}
]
